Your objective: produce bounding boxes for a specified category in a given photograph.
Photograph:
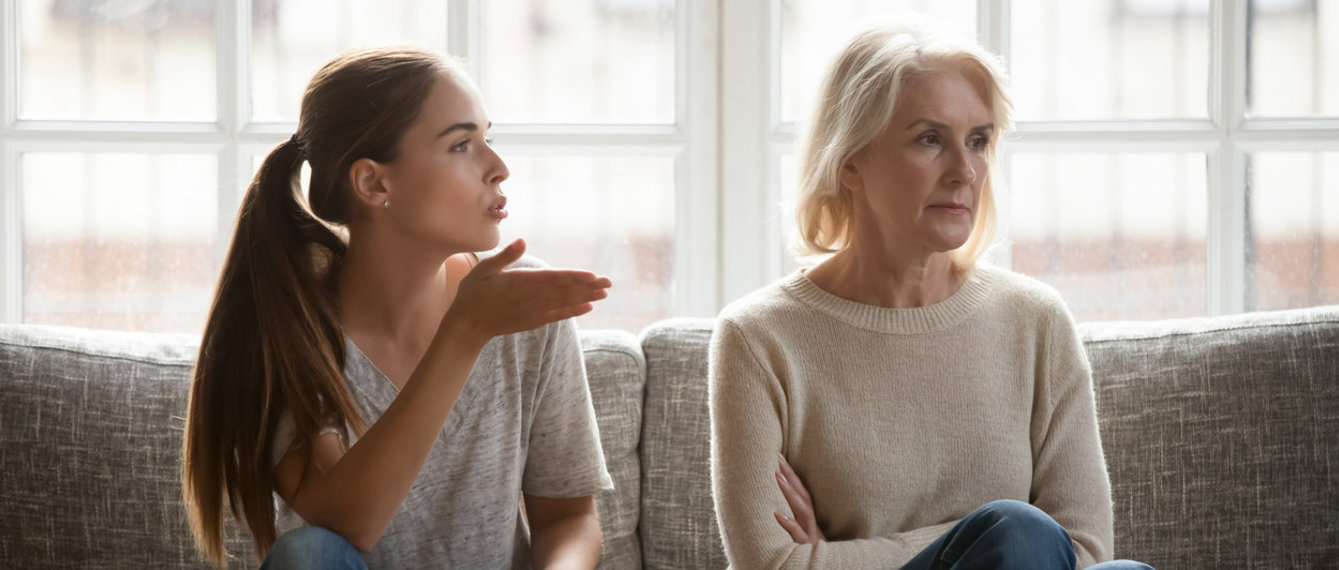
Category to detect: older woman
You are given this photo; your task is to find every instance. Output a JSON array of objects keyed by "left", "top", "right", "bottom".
[{"left": 709, "top": 21, "right": 1151, "bottom": 570}]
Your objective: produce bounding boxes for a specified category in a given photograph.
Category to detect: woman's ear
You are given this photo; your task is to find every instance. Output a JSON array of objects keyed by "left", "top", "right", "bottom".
[
  {"left": 348, "top": 158, "right": 390, "bottom": 210},
  {"left": 839, "top": 154, "right": 865, "bottom": 193}
]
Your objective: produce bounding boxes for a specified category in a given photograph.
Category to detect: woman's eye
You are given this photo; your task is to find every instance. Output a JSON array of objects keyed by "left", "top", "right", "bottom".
[
  {"left": 918, "top": 133, "right": 940, "bottom": 145},
  {"left": 484, "top": 136, "right": 495, "bottom": 146},
  {"left": 450, "top": 140, "right": 470, "bottom": 152},
  {"left": 968, "top": 136, "right": 990, "bottom": 150}
]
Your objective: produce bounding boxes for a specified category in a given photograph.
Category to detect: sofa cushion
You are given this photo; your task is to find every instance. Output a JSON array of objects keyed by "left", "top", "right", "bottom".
[
  {"left": 580, "top": 329, "right": 647, "bottom": 570},
  {"left": 1080, "top": 305, "right": 1339, "bottom": 569},
  {"left": 0, "top": 324, "right": 647, "bottom": 569},
  {"left": 0, "top": 324, "right": 256, "bottom": 568},
  {"left": 638, "top": 318, "right": 726, "bottom": 570}
]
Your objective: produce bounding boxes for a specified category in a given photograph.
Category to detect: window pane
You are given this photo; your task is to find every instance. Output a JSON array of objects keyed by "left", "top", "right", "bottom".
[
  {"left": 19, "top": 0, "right": 217, "bottom": 121},
  {"left": 497, "top": 154, "right": 675, "bottom": 331},
  {"left": 780, "top": 0, "right": 977, "bottom": 124},
  {"left": 481, "top": 0, "right": 676, "bottom": 124},
  {"left": 251, "top": 0, "right": 449, "bottom": 122},
  {"left": 1011, "top": 0, "right": 1210, "bottom": 120},
  {"left": 1247, "top": 152, "right": 1339, "bottom": 310},
  {"left": 22, "top": 153, "right": 219, "bottom": 333},
  {"left": 1248, "top": 0, "right": 1339, "bottom": 117},
  {"left": 1009, "top": 153, "right": 1208, "bottom": 321}
]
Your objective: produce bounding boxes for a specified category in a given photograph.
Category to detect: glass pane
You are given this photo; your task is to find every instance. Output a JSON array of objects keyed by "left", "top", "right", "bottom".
[
  {"left": 1247, "top": 152, "right": 1339, "bottom": 310},
  {"left": 251, "top": 0, "right": 449, "bottom": 122},
  {"left": 497, "top": 154, "right": 675, "bottom": 331},
  {"left": 1248, "top": 0, "right": 1339, "bottom": 117},
  {"left": 19, "top": 0, "right": 217, "bottom": 121},
  {"left": 22, "top": 153, "right": 219, "bottom": 333},
  {"left": 481, "top": 0, "right": 676, "bottom": 124},
  {"left": 1011, "top": 0, "right": 1210, "bottom": 120},
  {"left": 780, "top": 0, "right": 977, "bottom": 124},
  {"left": 1009, "top": 153, "right": 1208, "bottom": 321}
]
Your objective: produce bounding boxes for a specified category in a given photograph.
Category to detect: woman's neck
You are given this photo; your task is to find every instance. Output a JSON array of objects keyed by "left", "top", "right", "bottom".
[
  {"left": 805, "top": 242, "right": 962, "bottom": 309},
  {"left": 337, "top": 232, "right": 453, "bottom": 346}
]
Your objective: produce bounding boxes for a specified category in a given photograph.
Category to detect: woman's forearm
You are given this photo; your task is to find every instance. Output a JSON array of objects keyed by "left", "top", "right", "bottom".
[
  {"left": 279, "top": 319, "right": 487, "bottom": 550},
  {"left": 525, "top": 495, "right": 602, "bottom": 570}
]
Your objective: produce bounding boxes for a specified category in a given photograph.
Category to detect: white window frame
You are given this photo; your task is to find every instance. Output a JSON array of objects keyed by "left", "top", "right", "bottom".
[
  {"left": 0, "top": 0, "right": 719, "bottom": 324},
  {"left": 719, "top": 0, "right": 1339, "bottom": 316},
  {"left": 3, "top": 0, "right": 1337, "bottom": 326}
]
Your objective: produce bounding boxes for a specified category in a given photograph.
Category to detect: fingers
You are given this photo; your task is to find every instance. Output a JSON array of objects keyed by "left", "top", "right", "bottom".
[
  {"left": 774, "top": 511, "right": 809, "bottom": 544},
  {"left": 776, "top": 453, "right": 824, "bottom": 543},
  {"left": 474, "top": 238, "right": 526, "bottom": 277},
  {"left": 547, "top": 303, "right": 595, "bottom": 322},
  {"left": 776, "top": 469, "right": 811, "bottom": 526},
  {"left": 506, "top": 269, "right": 611, "bottom": 308},
  {"left": 778, "top": 453, "right": 811, "bottom": 502}
]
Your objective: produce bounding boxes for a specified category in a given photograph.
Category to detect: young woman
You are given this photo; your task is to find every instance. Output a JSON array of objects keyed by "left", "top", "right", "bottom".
[
  {"left": 182, "top": 46, "right": 613, "bottom": 569},
  {"left": 708, "top": 22, "right": 1153, "bottom": 569}
]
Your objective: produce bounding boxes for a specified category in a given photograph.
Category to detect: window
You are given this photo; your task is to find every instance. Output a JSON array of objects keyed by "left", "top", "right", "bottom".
[
  {"left": 731, "top": 0, "right": 1339, "bottom": 321},
  {"left": 2, "top": 0, "right": 713, "bottom": 332},
  {"left": 2, "top": 0, "right": 1335, "bottom": 333}
]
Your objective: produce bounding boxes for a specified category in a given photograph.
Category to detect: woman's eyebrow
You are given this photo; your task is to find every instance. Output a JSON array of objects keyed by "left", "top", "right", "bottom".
[
  {"left": 437, "top": 122, "right": 478, "bottom": 138},
  {"left": 905, "top": 118, "right": 995, "bottom": 132}
]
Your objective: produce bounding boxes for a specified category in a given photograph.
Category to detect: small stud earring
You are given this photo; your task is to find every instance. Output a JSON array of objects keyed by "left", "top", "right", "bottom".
[{"left": 382, "top": 200, "right": 390, "bottom": 209}]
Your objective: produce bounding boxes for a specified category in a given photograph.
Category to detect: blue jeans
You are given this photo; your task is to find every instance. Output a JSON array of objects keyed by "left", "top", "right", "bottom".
[
  {"left": 900, "top": 500, "right": 1154, "bottom": 570},
  {"left": 260, "top": 526, "right": 368, "bottom": 570}
]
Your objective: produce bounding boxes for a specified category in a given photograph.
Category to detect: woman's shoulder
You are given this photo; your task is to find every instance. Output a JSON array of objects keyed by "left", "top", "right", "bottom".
[
  {"left": 972, "top": 264, "right": 1077, "bottom": 332},
  {"left": 976, "top": 263, "right": 1068, "bottom": 310},
  {"left": 717, "top": 272, "right": 810, "bottom": 329}
]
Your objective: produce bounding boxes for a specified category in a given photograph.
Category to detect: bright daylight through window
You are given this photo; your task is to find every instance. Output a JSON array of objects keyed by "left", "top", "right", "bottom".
[{"left": 1, "top": 0, "right": 1335, "bottom": 333}]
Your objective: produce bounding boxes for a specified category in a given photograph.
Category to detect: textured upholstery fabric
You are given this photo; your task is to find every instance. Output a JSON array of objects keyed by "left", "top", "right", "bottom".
[
  {"left": 0, "top": 324, "right": 645, "bottom": 569},
  {"left": 638, "top": 318, "right": 726, "bottom": 570},
  {"left": 0, "top": 324, "right": 256, "bottom": 568},
  {"left": 581, "top": 330, "right": 647, "bottom": 570},
  {"left": 3, "top": 306, "right": 1338, "bottom": 569},
  {"left": 1080, "top": 306, "right": 1339, "bottom": 569}
]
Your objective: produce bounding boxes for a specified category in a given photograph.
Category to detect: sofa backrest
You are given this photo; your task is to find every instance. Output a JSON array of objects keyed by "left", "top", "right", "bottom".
[
  {"left": 0, "top": 325, "right": 257, "bottom": 568},
  {"left": 0, "top": 324, "right": 648, "bottom": 569},
  {"left": 3, "top": 305, "right": 1337, "bottom": 569},
  {"left": 629, "top": 308, "right": 1339, "bottom": 570},
  {"left": 579, "top": 330, "right": 647, "bottom": 569},
  {"left": 637, "top": 319, "right": 726, "bottom": 569},
  {"left": 1079, "top": 306, "right": 1339, "bottom": 569}
]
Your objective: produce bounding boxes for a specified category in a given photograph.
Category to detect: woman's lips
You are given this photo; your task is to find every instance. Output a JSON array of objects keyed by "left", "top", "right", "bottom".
[
  {"left": 929, "top": 202, "right": 971, "bottom": 214},
  {"left": 489, "top": 197, "right": 508, "bottom": 220}
]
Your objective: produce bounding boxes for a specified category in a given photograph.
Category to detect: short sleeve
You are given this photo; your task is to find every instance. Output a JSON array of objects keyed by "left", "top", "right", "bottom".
[
  {"left": 522, "top": 318, "right": 614, "bottom": 497},
  {"left": 269, "top": 412, "right": 350, "bottom": 468}
]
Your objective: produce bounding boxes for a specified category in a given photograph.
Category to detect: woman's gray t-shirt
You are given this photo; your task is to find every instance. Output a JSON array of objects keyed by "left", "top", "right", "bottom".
[{"left": 273, "top": 301, "right": 613, "bottom": 568}]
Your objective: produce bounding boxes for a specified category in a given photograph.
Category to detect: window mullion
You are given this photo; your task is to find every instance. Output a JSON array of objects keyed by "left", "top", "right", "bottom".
[
  {"left": 677, "top": 0, "right": 720, "bottom": 317},
  {"left": 1, "top": 0, "right": 15, "bottom": 129},
  {"left": 978, "top": 0, "right": 1009, "bottom": 62},
  {"left": 981, "top": 0, "right": 1011, "bottom": 270},
  {"left": 1207, "top": 0, "right": 1248, "bottom": 316},
  {"left": 217, "top": 0, "right": 249, "bottom": 269},
  {"left": 448, "top": 0, "right": 481, "bottom": 78},
  {"left": 719, "top": 0, "right": 777, "bottom": 306},
  {"left": 1, "top": 142, "right": 16, "bottom": 325},
  {"left": 2, "top": 0, "right": 19, "bottom": 323}
]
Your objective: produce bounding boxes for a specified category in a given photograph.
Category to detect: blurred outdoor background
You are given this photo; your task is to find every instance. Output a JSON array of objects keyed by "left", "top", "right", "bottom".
[{"left": 6, "top": 0, "right": 1336, "bottom": 334}]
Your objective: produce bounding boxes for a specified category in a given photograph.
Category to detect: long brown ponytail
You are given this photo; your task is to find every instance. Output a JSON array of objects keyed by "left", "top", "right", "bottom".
[{"left": 182, "top": 46, "right": 451, "bottom": 565}]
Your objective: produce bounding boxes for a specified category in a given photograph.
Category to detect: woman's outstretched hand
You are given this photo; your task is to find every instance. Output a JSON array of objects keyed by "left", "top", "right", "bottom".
[
  {"left": 444, "top": 238, "right": 611, "bottom": 344},
  {"left": 775, "top": 453, "right": 826, "bottom": 544}
]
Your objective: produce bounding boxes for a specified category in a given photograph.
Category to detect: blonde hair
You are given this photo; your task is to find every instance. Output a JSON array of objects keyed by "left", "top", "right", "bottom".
[{"left": 793, "top": 20, "right": 1014, "bottom": 271}]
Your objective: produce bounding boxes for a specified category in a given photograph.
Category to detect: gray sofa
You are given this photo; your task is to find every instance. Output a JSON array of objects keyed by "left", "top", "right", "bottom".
[{"left": 2, "top": 306, "right": 1337, "bottom": 569}]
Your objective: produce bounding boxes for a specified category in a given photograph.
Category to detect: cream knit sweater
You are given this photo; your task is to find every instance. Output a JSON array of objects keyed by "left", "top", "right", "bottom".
[{"left": 709, "top": 264, "right": 1113, "bottom": 569}]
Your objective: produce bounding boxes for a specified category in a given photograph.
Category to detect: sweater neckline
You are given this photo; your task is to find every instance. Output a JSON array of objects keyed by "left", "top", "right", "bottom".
[{"left": 781, "top": 264, "right": 997, "bottom": 334}]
